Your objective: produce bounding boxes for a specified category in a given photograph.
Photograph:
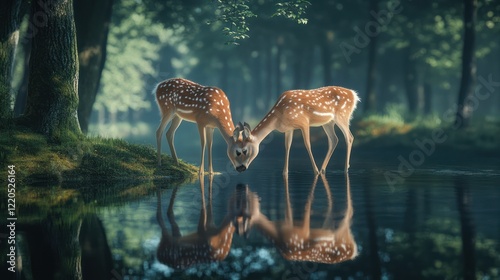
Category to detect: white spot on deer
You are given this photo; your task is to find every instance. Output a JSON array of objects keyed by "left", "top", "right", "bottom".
[
  {"left": 341, "top": 102, "right": 346, "bottom": 109},
  {"left": 313, "top": 111, "right": 335, "bottom": 118},
  {"left": 177, "top": 108, "right": 193, "bottom": 114}
]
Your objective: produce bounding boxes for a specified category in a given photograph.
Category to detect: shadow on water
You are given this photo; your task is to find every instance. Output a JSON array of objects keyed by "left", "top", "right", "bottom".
[{"left": 2, "top": 158, "right": 500, "bottom": 279}]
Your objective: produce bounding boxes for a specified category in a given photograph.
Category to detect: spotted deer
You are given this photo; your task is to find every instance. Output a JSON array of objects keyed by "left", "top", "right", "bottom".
[
  {"left": 233, "top": 86, "right": 360, "bottom": 174},
  {"left": 234, "top": 174, "right": 357, "bottom": 264},
  {"left": 154, "top": 78, "right": 249, "bottom": 174}
]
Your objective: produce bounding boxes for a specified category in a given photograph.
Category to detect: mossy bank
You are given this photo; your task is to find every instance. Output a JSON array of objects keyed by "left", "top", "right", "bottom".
[{"left": 0, "top": 127, "right": 198, "bottom": 186}]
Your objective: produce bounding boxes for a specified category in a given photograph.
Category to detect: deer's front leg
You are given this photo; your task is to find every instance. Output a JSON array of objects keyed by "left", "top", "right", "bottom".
[
  {"left": 206, "top": 127, "right": 215, "bottom": 175},
  {"left": 197, "top": 125, "right": 207, "bottom": 175},
  {"left": 166, "top": 116, "right": 182, "bottom": 164},
  {"left": 156, "top": 114, "right": 174, "bottom": 166}
]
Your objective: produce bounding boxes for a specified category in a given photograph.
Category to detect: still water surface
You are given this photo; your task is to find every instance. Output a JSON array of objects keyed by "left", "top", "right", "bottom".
[{"left": 10, "top": 149, "right": 500, "bottom": 279}]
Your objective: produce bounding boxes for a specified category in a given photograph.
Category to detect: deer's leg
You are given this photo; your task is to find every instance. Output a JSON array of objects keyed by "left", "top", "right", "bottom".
[
  {"left": 197, "top": 125, "right": 207, "bottom": 175},
  {"left": 300, "top": 127, "right": 320, "bottom": 175},
  {"left": 156, "top": 113, "right": 174, "bottom": 166},
  {"left": 321, "top": 121, "right": 339, "bottom": 174},
  {"left": 166, "top": 116, "right": 182, "bottom": 164},
  {"left": 206, "top": 127, "right": 215, "bottom": 174},
  {"left": 283, "top": 130, "right": 293, "bottom": 175},
  {"left": 336, "top": 121, "right": 354, "bottom": 173}
]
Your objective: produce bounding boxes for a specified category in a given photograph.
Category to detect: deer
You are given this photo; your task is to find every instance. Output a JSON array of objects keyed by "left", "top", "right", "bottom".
[
  {"left": 233, "top": 174, "right": 357, "bottom": 264},
  {"left": 233, "top": 86, "right": 360, "bottom": 174},
  {"left": 156, "top": 174, "right": 237, "bottom": 269},
  {"left": 154, "top": 78, "right": 250, "bottom": 174}
]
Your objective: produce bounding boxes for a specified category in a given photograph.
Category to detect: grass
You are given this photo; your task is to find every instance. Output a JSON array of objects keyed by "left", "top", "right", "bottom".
[
  {"left": 0, "top": 126, "right": 198, "bottom": 185},
  {"left": 352, "top": 105, "right": 500, "bottom": 152}
]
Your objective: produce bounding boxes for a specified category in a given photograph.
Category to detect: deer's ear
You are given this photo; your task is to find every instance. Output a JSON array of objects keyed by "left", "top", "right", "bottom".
[
  {"left": 233, "top": 123, "right": 243, "bottom": 142},
  {"left": 242, "top": 123, "right": 251, "bottom": 141},
  {"left": 243, "top": 122, "right": 251, "bottom": 130}
]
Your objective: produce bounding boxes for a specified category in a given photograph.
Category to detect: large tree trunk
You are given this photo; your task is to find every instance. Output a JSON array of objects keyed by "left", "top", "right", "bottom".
[
  {"left": 74, "top": 0, "right": 114, "bottom": 133},
  {"left": 455, "top": 0, "right": 477, "bottom": 128},
  {"left": 0, "top": 0, "right": 22, "bottom": 124},
  {"left": 363, "top": 0, "right": 378, "bottom": 113},
  {"left": 21, "top": 0, "right": 81, "bottom": 140}
]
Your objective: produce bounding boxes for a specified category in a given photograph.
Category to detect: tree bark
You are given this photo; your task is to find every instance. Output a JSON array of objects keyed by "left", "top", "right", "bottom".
[
  {"left": 74, "top": 0, "right": 114, "bottom": 133},
  {"left": 21, "top": 0, "right": 82, "bottom": 140},
  {"left": 0, "top": 0, "right": 22, "bottom": 124},
  {"left": 455, "top": 0, "right": 477, "bottom": 128},
  {"left": 364, "top": 0, "right": 378, "bottom": 113}
]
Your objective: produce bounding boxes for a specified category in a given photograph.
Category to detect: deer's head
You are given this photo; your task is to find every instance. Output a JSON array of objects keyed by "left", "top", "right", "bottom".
[{"left": 227, "top": 122, "right": 259, "bottom": 173}]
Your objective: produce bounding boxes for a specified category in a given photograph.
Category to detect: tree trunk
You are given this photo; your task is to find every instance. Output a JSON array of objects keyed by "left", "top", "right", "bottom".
[
  {"left": 13, "top": 33, "right": 31, "bottom": 117},
  {"left": 74, "top": 0, "right": 114, "bottom": 134},
  {"left": 320, "top": 32, "right": 332, "bottom": 86},
  {"left": 292, "top": 45, "right": 302, "bottom": 89},
  {"left": 20, "top": 0, "right": 82, "bottom": 140},
  {"left": 404, "top": 45, "right": 418, "bottom": 115},
  {"left": 0, "top": 0, "right": 22, "bottom": 124},
  {"left": 455, "top": 0, "right": 477, "bottom": 128},
  {"left": 364, "top": 0, "right": 378, "bottom": 113},
  {"left": 423, "top": 83, "right": 432, "bottom": 114},
  {"left": 273, "top": 37, "right": 283, "bottom": 106}
]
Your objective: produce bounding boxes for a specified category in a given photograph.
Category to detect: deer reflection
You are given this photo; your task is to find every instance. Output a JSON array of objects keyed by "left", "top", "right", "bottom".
[
  {"left": 156, "top": 174, "right": 236, "bottom": 269},
  {"left": 236, "top": 174, "right": 357, "bottom": 264}
]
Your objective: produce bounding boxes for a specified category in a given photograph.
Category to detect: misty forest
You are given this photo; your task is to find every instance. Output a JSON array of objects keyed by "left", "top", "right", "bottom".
[{"left": 1, "top": 0, "right": 499, "bottom": 279}]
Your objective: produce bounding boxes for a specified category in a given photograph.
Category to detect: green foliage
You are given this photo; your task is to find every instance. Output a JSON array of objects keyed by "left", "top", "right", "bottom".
[
  {"left": 211, "top": 0, "right": 257, "bottom": 44},
  {"left": 209, "top": 0, "right": 310, "bottom": 44},
  {"left": 95, "top": 2, "right": 168, "bottom": 114},
  {"left": 0, "top": 127, "right": 197, "bottom": 185},
  {"left": 274, "top": 0, "right": 310, "bottom": 24}
]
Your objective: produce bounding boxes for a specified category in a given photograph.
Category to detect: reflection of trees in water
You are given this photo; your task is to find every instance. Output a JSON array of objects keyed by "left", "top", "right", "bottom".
[{"left": 383, "top": 176, "right": 500, "bottom": 280}]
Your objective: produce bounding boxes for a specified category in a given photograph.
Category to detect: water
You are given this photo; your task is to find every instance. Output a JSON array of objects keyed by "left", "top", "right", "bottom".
[{"left": 5, "top": 148, "right": 500, "bottom": 280}]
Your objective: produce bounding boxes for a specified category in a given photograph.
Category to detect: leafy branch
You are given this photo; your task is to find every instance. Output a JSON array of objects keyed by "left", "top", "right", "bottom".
[
  {"left": 273, "top": 0, "right": 311, "bottom": 24},
  {"left": 209, "top": 0, "right": 310, "bottom": 45}
]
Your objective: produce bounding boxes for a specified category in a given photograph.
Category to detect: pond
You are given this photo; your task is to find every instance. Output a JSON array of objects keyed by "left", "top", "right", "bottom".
[{"left": 5, "top": 148, "right": 500, "bottom": 279}]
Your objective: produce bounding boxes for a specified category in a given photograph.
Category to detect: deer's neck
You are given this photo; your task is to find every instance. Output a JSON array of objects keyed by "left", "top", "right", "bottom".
[
  {"left": 251, "top": 112, "right": 278, "bottom": 144},
  {"left": 215, "top": 119, "right": 235, "bottom": 145}
]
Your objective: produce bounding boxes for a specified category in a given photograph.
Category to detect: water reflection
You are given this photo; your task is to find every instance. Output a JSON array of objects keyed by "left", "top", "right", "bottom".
[
  {"left": 235, "top": 174, "right": 357, "bottom": 264},
  {"left": 155, "top": 173, "right": 357, "bottom": 271},
  {"left": 156, "top": 174, "right": 236, "bottom": 269}
]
